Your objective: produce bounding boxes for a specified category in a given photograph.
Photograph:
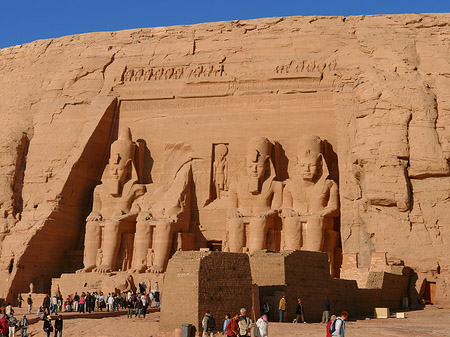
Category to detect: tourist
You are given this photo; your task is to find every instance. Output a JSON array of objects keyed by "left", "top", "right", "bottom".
[
  {"left": 261, "top": 300, "right": 269, "bottom": 319},
  {"left": 0, "top": 315, "right": 8, "bottom": 337},
  {"left": 225, "top": 313, "right": 239, "bottom": 337},
  {"left": 113, "top": 293, "right": 120, "bottom": 311},
  {"left": 43, "top": 315, "right": 53, "bottom": 337},
  {"left": 98, "top": 292, "right": 105, "bottom": 311},
  {"left": 17, "top": 294, "right": 23, "bottom": 309},
  {"left": 154, "top": 282, "right": 161, "bottom": 308},
  {"left": 201, "top": 310, "right": 215, "bottom": 337},
  {"left": 36, "top": 306, "right": 45, "bottom": 320},
  {"left": 326, "top": 315, "right": 337, "bottom": 337},
  {"left": 42, "top": 295, "right": 50, "bottom": 312},
  {"left": 73, "top": 292, "right": 80, "bottom": 312},
  {"left": 126, "top": 297, "right": 133, "bottom": 318},
  {"left": 4, "top": 304, "right": 12, "bottom": 317},
  {"left": 64, "top": 297, "right": 72, "bottom": 312},
  {"left": 223, "top": 314, "right": 230, "bottom": 334},
  {"left": 135, "top": 298, "right": 143, "bottom": 318},
  {"left": 141, "top": 294, "right": 148, "bottom": 318},
  {"left": 51, "top": 293, "right": 58, "bottom": 314},
  {"left": 57, "top": 293, "right": 63, "bottom": 313},
  {"left": 278, "top": 295, "right": 286, "bottom": 323},
  {"left": 322, "top": 297, "right": 330, "bottom": 323},
  {"left": 79, "top": 293, "right": 86, "bottom": 313},
  {"left": 148, "top": 291, "right": 154, "bottom": 308},
  {"left": 26, "top": 295, "right": 33, "bottom": 314},
  {"left": 18, "top": 314, "right": 28, "bottom": 337},
  {"left": 154, "top": 290, "right": 161, "bottom": 308},
  {"left": 107, "top": 294, "right": 114, "bottom": 312},
  {"left": 253, "top": 314, "right": 268, "bottom": 337},
  {"left": 7, "top": 313, "right": 17, "bottom": 337},
  {"left": 331, "top": 311, "right": 349, "bottom": 337},
  {"left": 295, "top": 298, "right": 305, "bottom": 323},
  {"left": 237, "top": 308, "right": 252, "bottom": 337},
  {"left": 139, "top": 282, "right": 147, "bottom": 294},
  {"left": 0, "top": 305, "right": 5, "bottom": 316},
  {"left": 120, "top": 292, "right": 127, "bottom": 310},
  {"left": 85, "top": 292, "right": 92, "bottom": 313},
  {"left": 54, "top": 315, "right": 63, "bottom": 337}
]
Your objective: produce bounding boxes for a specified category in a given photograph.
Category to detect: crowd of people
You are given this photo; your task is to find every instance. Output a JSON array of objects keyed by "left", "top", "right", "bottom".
[
  {"left": 0, "top": 281, "right": 161, "bottom": 336},
  {"left": 0, "top": 303, "right": 30, "bottom": 337},
  {"left": 200, "top": 296, "right": 349, "bottom": 337}
]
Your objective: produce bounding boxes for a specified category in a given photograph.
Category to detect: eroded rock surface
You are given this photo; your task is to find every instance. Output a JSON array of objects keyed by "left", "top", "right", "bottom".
[{"left": 0, "top": 13, "right": 449, "bottom": 305}]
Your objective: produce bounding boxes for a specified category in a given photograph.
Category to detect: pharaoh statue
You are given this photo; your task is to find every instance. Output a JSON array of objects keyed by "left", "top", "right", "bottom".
[
  {"left": 131, "top": 143, "right": 193, "bottom": 274},
  {"left": 213, "top": 144, "right": 228, "bottom": 199},
  {"left": 281, "top": 135, "right": 339, "bottom": 275},
  {"left": 224, "top": 137, "right": 282, "bottom": 253},
  {"left": 78, "top": 127, "right": 145, "bottom": 273}
]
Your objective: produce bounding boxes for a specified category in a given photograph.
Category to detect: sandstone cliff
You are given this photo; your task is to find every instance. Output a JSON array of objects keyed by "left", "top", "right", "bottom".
[{"left": 0, "top": 13, "right": 449, "bottom": 304}]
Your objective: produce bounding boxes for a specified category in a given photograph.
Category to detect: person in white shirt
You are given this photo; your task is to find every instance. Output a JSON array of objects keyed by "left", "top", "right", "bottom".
[{"left": 254, "top": 314, "right": 268, "bottom": 337}]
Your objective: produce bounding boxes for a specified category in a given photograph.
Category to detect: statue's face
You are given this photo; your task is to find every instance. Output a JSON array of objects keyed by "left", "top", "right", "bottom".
[
  {"left": 298, "top": 154, "right": 321, "bottom": 182},
  {"left": 109, "top": 153, "right": 130, "bottom": 185},
  {"left": 246, "top": 149, "right": 267, "bottom": 181}
]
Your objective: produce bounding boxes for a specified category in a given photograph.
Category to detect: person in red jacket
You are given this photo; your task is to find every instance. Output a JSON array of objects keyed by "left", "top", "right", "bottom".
[
  {"left": 0, "top": 314, "right": 8, "bottom": 337},
  {"left": 326, "top": 315, "right": 337, "bottom": 337},
  {"left": 225, "top": 312, "right": 239, "bottom": 337}
]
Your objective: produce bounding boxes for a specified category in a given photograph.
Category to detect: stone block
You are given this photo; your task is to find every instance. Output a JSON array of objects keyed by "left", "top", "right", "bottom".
[{"left": 374, "top": 307, "right": 390, "bottom": 319}]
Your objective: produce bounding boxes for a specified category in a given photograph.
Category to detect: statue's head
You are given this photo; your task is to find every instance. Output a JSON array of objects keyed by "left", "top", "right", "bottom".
[
  {"left": 246, "top": 137, "right": 272, "bottom": 194},
  {"left": 108, "top": 127, "right": 135, "bottom": 195},
  {"left": 215, "top": 144, "right": 228, "bottom": 161},
  {"left": 296, "top": 135, "right": 323, "bottom": 182}
]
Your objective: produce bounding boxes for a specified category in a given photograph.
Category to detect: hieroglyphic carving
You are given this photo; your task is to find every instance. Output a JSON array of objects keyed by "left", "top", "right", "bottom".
[
  {"left": 275, "top": 60, "right": 337, "bottom": 74},
  {"left": 123, "top": 64, "right": 225, "bottom": 82}
]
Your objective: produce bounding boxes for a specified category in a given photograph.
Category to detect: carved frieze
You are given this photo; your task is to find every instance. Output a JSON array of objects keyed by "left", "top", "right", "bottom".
[{"left": 123, "top": 64, "right": 225, "bottom": 82}]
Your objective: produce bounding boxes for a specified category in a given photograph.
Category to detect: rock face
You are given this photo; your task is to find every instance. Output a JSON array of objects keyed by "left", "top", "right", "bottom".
[{"left": 0, "top": 13, "right": 449, "bottom": 305}]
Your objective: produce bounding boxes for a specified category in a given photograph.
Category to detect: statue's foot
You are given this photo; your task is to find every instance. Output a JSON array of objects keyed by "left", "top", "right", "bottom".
[
  {"left": 131, "top": 265, "right": 147, "bottom": 274},
  {"left": 150, "top": 265, "right": 164, "bottom": 274},
  {"left": 76, "top": 265, "right": 96, "bottom": 273},
  {"left": 95, "top": 264, "right": 112, "bottom": 273}
]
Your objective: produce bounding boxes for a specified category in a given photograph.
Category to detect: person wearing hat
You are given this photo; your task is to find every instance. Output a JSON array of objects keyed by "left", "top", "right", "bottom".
[
  {"left": 43, "top": 315, "right": 53, "bottom": 337},
  {"left": 18, "top": 314, "right": 28, "bottom": 337},
  {"left": 8, "top": 313, "right": 18, "bottom": 337}
]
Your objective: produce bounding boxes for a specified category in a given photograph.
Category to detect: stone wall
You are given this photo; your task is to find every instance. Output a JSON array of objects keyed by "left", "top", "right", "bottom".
[{"left": 160, "top": 251, "right": 253, "bottom": 333}]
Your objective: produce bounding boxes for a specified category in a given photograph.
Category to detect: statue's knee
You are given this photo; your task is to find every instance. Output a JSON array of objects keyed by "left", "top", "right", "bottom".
[
  {"left": 105, "top": 220, "right": 120, "bottom": 233},
  {"left": 86, "top": 221, "right": 99, "bottom": 234},
  {"left": 155, "top": 220, "right": 171, "bottom": 233}
]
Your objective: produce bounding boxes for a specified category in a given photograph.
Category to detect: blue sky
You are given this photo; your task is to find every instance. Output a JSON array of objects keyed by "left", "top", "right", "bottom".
[{"left": 1, "top": 0, "right": 448, "bottom": 48}]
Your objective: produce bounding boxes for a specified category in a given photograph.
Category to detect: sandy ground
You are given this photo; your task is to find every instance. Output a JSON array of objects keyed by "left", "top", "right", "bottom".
[{"left": 18, "top": 306, "right": 450, "bottom": 336}]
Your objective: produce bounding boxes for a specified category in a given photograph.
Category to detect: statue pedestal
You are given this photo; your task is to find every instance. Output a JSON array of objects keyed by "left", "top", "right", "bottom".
[{"left": 51, "top": 271, "right": 164, "bottom": 296}]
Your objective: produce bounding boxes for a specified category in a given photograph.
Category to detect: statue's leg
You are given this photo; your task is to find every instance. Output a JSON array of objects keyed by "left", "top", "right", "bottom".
[
  {"left": 132, "top": 221, "right": 151, "bottom": 273},
  {"left": 227, "top": 217, "right": 245, "bottom": 253},
  {"left": 303, "top": 216, "right": 324, "bottom": 251},
  {"left": 150, "top": 220, "right": 173, "bottom": 273},
  {"left": 282, "top": 217, "right": 302, "bottom": 250},
  {"left": 78, "top": 221, "right": 101, "bottom": 272},
  {"left": 248, "top": 217, "right": 268, "bottom": 253},
  {"left": 97, "top": 220, "right": 121, "bottom": 273}
]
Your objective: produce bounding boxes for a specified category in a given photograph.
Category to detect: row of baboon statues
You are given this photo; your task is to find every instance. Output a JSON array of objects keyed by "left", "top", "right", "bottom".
[{"left": 78, "top": 128, "right": 339, "bottom": 275}]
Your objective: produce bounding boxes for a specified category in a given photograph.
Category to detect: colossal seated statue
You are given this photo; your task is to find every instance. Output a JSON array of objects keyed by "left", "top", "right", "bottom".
[
  {"left": 131, "top": 143, "right": 192, "bottom": 274},
  {"left": 78, "top": 127, "right": 145, "bottom": 273},
  {"left": 224, "top": 137, "right": 282, "bottom": 253},
  {"left": 281, "top": 135, "right": 339, "bottom": 275}
]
